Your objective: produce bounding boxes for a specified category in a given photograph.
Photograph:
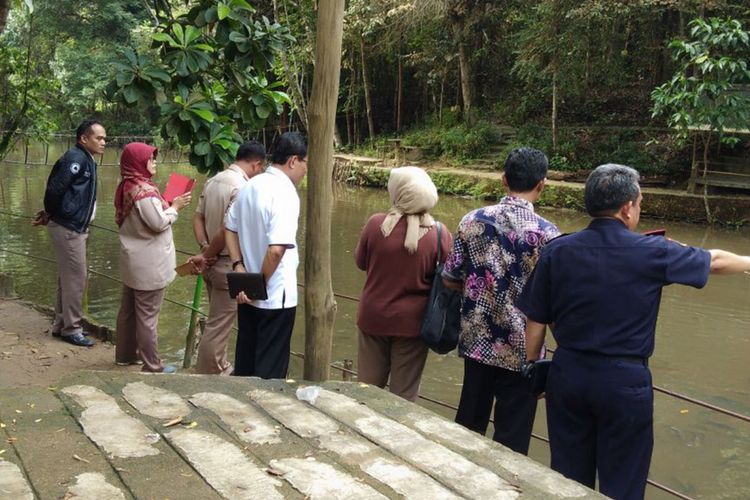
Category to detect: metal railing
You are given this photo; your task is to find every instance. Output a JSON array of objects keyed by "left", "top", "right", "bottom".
[{"left": 2, "top": 208, "right": 748, "bottom": 500}]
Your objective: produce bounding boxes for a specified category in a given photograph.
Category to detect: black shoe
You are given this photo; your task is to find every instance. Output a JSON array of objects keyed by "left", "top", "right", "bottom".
[
  {"left": 51, "top": 330, "right": 61, "bottom": 338},
  {"left": 62, "top": 333, "right": 95, "bottom": 347}
]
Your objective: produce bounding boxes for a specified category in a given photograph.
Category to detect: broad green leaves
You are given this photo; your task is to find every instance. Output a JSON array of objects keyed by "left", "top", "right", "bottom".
[
  {"left": 108, "top": 0, "right": 294, "bottom": 174},
  {"left": 652, "top": 17, "right": 750, "bottom": 145}
]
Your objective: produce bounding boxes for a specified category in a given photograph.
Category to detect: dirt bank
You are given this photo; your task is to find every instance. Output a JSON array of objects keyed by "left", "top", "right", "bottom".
[{"left": 0, "top": 299, "right": 137, "bottom": 388}]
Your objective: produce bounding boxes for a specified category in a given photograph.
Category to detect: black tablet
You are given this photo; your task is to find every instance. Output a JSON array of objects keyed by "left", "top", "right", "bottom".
[{"left": 227, "top": 272, "right": 268, "bottom": 300}]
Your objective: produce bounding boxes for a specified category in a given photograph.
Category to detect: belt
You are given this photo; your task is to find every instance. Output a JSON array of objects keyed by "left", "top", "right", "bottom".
[{"left": 560, "top": 348, "right": 648, "bottom": 367}]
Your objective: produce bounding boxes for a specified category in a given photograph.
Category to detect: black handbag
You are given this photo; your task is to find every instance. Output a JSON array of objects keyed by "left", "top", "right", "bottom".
[
  {"left": 522, "top": 359, "right": 552, "bottom": 396},
  {"left": 419, "top": 222, "right": 462, "bottom": 354}
]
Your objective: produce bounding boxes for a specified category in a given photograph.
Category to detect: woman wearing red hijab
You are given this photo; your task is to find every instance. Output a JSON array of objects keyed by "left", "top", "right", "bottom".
[{"left": 114, "top": 142, "right": 191, "bottom": 372}]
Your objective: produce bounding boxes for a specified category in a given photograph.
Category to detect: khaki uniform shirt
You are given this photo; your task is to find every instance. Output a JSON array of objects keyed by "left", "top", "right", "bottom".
[
  {"left": 195, "top": 164, "right": 249, "bottom": 255},
  {"left": 118, "top": 197, "right": 178, "bottom": 291}
]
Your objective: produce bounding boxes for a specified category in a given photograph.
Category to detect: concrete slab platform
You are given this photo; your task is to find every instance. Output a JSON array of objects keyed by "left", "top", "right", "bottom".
[{"left": 0, "top": 371, "right": 604, "bottom": 499}]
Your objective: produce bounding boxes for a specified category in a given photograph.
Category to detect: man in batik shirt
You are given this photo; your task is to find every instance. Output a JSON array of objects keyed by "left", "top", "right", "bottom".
[{"left": 442, "top": 147, "right": 560, "bottom": 454}]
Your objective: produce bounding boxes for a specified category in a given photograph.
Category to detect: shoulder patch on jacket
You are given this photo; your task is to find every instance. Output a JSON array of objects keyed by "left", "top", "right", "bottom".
[{"left": 70, "top": 162, "right": 81, "bottom": 174}]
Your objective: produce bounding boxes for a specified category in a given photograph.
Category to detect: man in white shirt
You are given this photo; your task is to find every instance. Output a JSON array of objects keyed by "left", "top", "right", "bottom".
[
  {"left": 225, "top": 132, "right": 308, "bottom": 378},
  {"left": 191, "top": 141, "right": 267, "bottom": 375}
]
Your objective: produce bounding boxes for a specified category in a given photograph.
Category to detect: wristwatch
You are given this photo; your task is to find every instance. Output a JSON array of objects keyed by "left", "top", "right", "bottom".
[{"left": 231, "top": 259, "right": 244, "bottom": 270}]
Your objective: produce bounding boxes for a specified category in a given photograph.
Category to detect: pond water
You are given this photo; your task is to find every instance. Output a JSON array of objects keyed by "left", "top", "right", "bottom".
[{"left": 1, "top": 142, "right": 749, "bottom": 499}]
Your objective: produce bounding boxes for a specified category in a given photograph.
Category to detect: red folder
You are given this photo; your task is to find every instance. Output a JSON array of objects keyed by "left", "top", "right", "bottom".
[{"left": 163, "top": 173, "right": 195, "bottom": 204}]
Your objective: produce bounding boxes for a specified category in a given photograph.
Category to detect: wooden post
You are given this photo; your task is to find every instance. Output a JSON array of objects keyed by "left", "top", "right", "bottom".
[
  {"left": 303, "top": 0, "right": 345, "bottom": 382},
  {"left": 183, "top": 275, "right": 204, "bottom": 369},
  {"left": 342, "top": 359, "right": 353, "bottom": 381},
  {"left": 44, "top": 142, "right": 49, "bottom": 165}
]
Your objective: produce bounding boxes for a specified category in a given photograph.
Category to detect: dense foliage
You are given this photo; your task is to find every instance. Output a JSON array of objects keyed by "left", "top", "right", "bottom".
[
  {"left": 2, "top": 0, "right": 749, "bottom": 178},
  {"left": 106, "top": 0, "right": 293, "bottom": 174}
]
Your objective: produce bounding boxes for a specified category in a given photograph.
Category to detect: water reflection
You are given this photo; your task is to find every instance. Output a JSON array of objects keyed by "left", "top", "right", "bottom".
[{"left": 1, "top": 146, "right": 749, "bottom": 499}]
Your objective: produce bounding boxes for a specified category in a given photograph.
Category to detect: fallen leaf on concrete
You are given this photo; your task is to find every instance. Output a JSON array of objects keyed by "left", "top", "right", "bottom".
[
  {"left": 6, "top": 437, "right": 18, "bottom": 444},
  {"left": 30, "top": 348, "right": 38, "bottom": 354},
  {"left": 47, "top": 387, "right": 58, "bottom": 392},
  {"left": 242, "top": 425, "right": 254, "bottom": 433},
  {"left": 56, "top": 428, "right": 66, "bottom": 432},
  {"left": 115, "top": 467, "right": 129, "bottom": 473},
  {"left": 73, "top": 454, "right": 90, "bottom": 464},
  {"left": 285, "top": 379, "right": 296, "bottom": 384},
  {"left": 163, "top": 417, "right": 183, "bottom": 427},
  {"left": 183, "top": 421, "right": 198, "bottom": 429},
  {"left": 34, "top": 419, "right": 41, "bottom": 423},
  {"left": 180, "top": 473, "right": 192, "bottom": 478},
  {"left": 0, "top": 449, "right": 5, "bottom": 455},
  {"left": 28, "top": 404, "right": 34, "bottom": 408},
  {"left": 14, "top": 410, "right": 21, "bottom": 414},
  {"left": 36, "top": 355, "right": 52, "bottom": 360},
  {"left": 0, "top": 422, "right": 5, "bottom": 428},
  {"left": 680, "top": 409, "right": 689, "bottom": 414},
  {"left": 265, "top": 467, "right": 285, "bottom": 477}
]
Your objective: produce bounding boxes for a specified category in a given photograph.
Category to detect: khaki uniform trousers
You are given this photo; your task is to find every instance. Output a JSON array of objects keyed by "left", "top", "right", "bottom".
[
  {"left": 115, "top": 286, "right": 166, "bottom": 372},
  {"left": 357, "top": 330, "right": 429, "bottom": 402},
  {"left": 47, "top": 221, "right": 88, "bottom": 337},
  {"left": 196, "top": 257, "right": 236, "bottom": 375}
]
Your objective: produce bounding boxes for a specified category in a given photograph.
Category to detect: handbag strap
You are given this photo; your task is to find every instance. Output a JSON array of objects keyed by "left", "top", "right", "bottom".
[{"left": 435, "top": 221, "right": 442, "bottom": 264}]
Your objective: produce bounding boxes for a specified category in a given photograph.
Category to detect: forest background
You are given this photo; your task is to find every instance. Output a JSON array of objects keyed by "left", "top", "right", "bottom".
[{"left": 2, "top": 0, "right": 750, "bottom": 185}]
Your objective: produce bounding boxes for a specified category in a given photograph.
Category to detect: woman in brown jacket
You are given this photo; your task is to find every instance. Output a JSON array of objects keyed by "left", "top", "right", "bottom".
[
  {"left": 113, "top": 142, "right": 191, "bottom": 373},
  {"left": 355, "top": 166, "right": 452, "bottom": 401}
]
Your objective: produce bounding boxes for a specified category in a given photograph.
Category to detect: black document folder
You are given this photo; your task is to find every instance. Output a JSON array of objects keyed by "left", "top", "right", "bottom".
[{"left": 227, "top": 272, "right": 268, "bottom": 300}]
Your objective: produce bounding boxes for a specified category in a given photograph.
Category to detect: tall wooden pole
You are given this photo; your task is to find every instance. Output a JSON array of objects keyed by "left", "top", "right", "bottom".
[{"left": 304, "top": 0, "right": 345, "bottom": 382}]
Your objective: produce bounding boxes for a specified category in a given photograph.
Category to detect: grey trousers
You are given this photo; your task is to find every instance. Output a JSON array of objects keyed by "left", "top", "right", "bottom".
[
  {"left": 115, "top": 285, "right": 166, "bottom": 373},
  {"left": 357, "top": 330, "right": 429, "bottom": 402},
  {"left": 47, "top": 221, "right": 88, "bottom": 337},
  {"left": 196, "top": 257, "right": 236, "bottom": 375}
]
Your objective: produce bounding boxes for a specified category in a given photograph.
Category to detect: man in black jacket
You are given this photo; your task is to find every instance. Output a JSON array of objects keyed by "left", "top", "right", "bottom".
[{"left": 43, "top": 120, "right": 106, "bottom": 347}]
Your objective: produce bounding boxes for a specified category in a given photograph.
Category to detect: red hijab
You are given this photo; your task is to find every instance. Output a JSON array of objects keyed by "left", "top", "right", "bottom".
[{"left": 114, "top": 142, "right": 168, "bottom": 226}]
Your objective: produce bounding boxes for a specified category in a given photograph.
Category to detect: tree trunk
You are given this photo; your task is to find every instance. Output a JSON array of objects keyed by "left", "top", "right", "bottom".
[
  {"left": 456, "top": 41, "right": 473, "bottom": 125},
  {"left": 0, "top": 0, "right": 11, "bottom": 35},
  {"left": 273, "top": 0, "right": 309, "bottom": 130},
  {"left": 551, "top": 67, "right": 558, "bottom": 152},
  {"left": 303, "top": 0, "right": 344, "bottom": 382},
  {"left": 359, "top": 38, "right": 375, "bottom": 142},
  {"left": 397, "top": 53, "right": 403, "bottom": 132}
]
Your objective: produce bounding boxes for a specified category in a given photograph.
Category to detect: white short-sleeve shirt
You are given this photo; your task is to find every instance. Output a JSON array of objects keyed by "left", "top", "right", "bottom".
[{"left": 225, "top": 166, "right": 299, "bottom": 309}]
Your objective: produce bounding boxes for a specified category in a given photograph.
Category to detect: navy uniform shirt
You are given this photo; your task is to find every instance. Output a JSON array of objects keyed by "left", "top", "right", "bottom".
[{"left": 517, "top": 218, "right": 711, "bottom": 358}]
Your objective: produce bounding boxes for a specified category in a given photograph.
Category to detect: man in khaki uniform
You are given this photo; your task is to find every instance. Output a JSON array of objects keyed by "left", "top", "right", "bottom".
[{"left": 192, "top": 141, "right": 267, "bottom": 374}]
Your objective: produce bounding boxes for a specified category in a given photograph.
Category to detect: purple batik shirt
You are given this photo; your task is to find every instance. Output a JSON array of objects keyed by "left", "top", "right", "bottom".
[{"left": 442, "top": 196, "right": 560, "bottom": 371}]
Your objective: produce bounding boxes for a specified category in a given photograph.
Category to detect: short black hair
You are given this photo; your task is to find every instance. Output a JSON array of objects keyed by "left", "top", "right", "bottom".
[
  {"left": 585, "top": 164, "right": 641, "bottom": 217},
  {"left": 503, "top": 147, "right": 548, "bottom": 192},
  {"left": 270, "top": 131, "right": 307, "bottom": 165},
  {"left": 236, "top": 140, "right": 266, "bottom": 162},
  {"left": 76, "top": 120, "right": 103, "bottom": 142}
]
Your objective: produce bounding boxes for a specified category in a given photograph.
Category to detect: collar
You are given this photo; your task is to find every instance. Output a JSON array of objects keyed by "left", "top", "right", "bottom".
[
  {"left": 75, "top": 143, "right": 96, "bottom": 162},
  {"left": 227, "top": 163, "right": 249, "bottom": 181},
  {"left": 266, "top": 165, "right": 295, "bottom": 188},
  {"left": 500, "top": 195, "right": 535, "bottom": 213},
  {"left": 588, "top": 217, "right": 628, "bottom": 230}
]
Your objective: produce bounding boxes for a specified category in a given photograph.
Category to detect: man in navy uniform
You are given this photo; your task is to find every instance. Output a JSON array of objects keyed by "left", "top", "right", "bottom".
[
  {"left": 42, "top": 120, "right": 106, "bottom": 347},
  {"left": 517, "top": 164, "right": 750, "bottom": 500}
]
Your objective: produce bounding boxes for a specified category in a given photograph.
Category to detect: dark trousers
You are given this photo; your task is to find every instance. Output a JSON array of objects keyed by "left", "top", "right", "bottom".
[
  {"left": 547, "top": 348, "right": 653, "bottom": 500},
  {"left": 234, "top": 304, "right": 296, "bottom": 379},
  {"left": 454, "top": 357, "right": 537, "bottom": 454}
]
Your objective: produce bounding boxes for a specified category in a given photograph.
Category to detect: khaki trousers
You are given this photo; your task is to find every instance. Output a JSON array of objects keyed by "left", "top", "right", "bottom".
[
  {"left": 47, "top": 221, "right": 88, "bottom": 337},
  {"left": 357, "top": 330, "right": 429, "bottom": 402},
  {"left": 196, "top": 257, "right": 236, "bottom": 375},
  {"left": 115, "top": 285, "right": 166, "bottom": 373}
]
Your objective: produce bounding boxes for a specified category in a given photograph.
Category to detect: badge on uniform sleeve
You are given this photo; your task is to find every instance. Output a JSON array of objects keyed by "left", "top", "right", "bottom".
[{"left": 70, "top": 162, "right": 81, "bottom": 174}]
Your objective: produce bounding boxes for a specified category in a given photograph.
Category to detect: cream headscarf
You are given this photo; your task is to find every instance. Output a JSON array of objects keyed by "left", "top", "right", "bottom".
[{"left": 380, "top": 166, "right": 439, "bottom": 254}]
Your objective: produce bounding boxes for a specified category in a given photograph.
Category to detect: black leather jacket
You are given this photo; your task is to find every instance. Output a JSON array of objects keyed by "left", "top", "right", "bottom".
[{"left": 43, "top": 144, "right": 98, "bottom": 233}]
